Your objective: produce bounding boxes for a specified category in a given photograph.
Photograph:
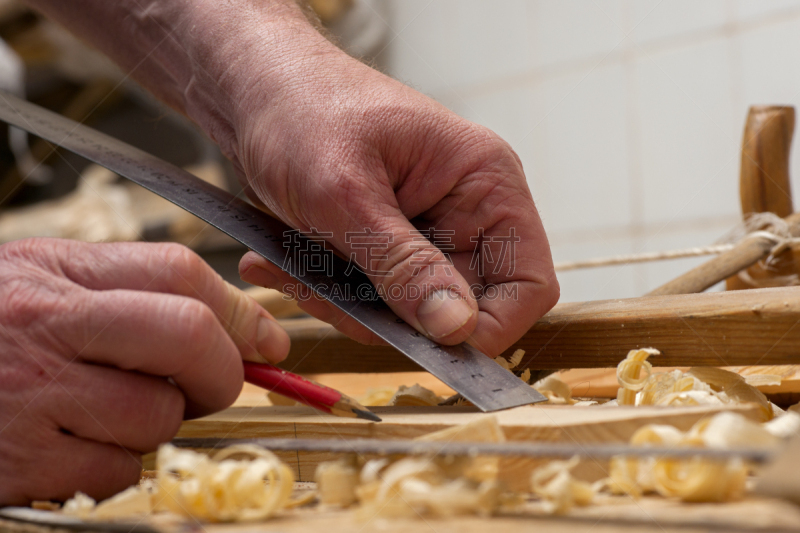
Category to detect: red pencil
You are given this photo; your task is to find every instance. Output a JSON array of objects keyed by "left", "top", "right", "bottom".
[{"left": 243, "top": 362, "right": 381, "bottom": 422}]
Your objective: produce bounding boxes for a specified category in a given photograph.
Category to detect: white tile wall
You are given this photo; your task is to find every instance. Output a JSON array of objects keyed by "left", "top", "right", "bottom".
[
  {"left": 736, "top": 0, "right": 800, "bottom": 20},
  {"left": 550, "top": 237, "right": 639, "bottom": 302},
  {"left": 634, "top": 36, "right": 740, "bottom": 225},
  {"left": 527, "top": 0, "right": 625, "bottom": 69},
  {"left": 630, "top": 0, "right": 728, "bottom": 44},
  {"left": 529, "top": 63, "right": 632, "bottom": 235},
  {"left": 377, "top": 0, "right": 800, "bottom": 303},
  {"left": 739, "top": 15, "right": 800, "bottom": 203}
]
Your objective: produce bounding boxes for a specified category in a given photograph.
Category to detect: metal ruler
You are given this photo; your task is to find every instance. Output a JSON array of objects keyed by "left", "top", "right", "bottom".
[
  {"left": 0, "top": 91, "right": 546, "bottom": 412},
  {"left": 171, "top": 436, "right": 773, "bottom": 463}
]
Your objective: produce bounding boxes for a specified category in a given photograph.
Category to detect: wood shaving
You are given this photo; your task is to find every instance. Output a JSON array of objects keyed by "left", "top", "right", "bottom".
[
  {"left": 614, "top": 350, "right": 774, "bottom": 421},
  {"left": 744, "top": 374, "right": 783, "bottom": 387},
  {"left": 764, "top": 411, "right": 800, "bottom": 439},
  {"left": 652, "top": 457, "right": 747, "bottom": 502},
  {"left": 157, "top": 444, "right": 295, "bottom": 521},
  {"left": 686, "top": 367, "right": 774, "bottom": 421},
  {"left": 495, "top": 349, "right": 525, "bottom": 371},
  {"left": 605, "top": 410, "right": 796, "bottom": 503},
  {"left": 62, "top": 492, "right": 97, "bottom": 519},
  {"left": 63, "top": 444, "right": 296, "bottom": 522},
  {"left": 530, "top": 456, "right": 595, "bottom": 515},
  {"left": 93, "top": 484, "right": 155, "bottom": 519},
  {"left": 357, "top": 387, "right": 396, "bottom": 407},
  {"left": 616, "top": 348, "right": 659, "bottom": 404},
  {"left": 315, "top": 416, "right": 508, "bottom": 519},
  {"left": 389, "top": 384, "right": 444, "bottom": 406},
  {"left": 532, "top": 375, "right": 574, "bottom": 405}
]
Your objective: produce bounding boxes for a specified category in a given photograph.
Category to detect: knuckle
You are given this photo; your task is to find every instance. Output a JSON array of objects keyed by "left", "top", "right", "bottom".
[
  {"left": 173, "top": 298, "right": 219, "bottom": 348},
  {"left": 0, "top": 238, "right": 70, "bottom": 275},
  {"left": 0, "top": 278, "right": 63, "bottom": 329},
  {"left": 154, "top": 243, "right": 210, "bottom": 292}
]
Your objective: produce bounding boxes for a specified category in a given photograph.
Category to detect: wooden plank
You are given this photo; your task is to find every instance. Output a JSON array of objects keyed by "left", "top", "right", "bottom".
[
  {"left": 13, "top": 501, "right": 800, "bottom": 533},
  {"left": 277, "top": 287, "right": 800, "bottom": 374},
  {"left": 165, "top": 496, "right": 800, "bottom": 533},
  {"left": 8, "top": 494, "right": 800, "bottom": 533},
  {"left": 176, "top": 403, "right": 759, "bottom": 490}
]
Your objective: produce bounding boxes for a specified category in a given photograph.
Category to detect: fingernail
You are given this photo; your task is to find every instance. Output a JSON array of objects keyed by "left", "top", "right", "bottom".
[
  {"left": 256, "top": 316, "right": 290, "bottom": 363},
  {"left": 416, "top": 289, "right": 475, "bottom": 339}
]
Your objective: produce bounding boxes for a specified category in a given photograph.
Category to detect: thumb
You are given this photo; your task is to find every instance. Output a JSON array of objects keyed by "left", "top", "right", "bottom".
[{"left": 335, "top": 210, "right": 479, "bottom": 344}]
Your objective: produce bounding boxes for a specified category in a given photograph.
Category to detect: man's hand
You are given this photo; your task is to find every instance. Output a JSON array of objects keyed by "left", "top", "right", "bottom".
[
  {"left": 22, "top": 0, "right": 559, "bottom": 356},
  {"left": 0, "top": 238, "right": 288, "bottom": 505},
  {"left": 234, "top": 50, "right": 558, "bottom": 356}
]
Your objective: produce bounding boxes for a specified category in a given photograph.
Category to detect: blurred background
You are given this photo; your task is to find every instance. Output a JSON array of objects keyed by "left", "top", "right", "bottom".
[
  {"left": 375, "top": 0, "right": 800, "bottom": 302},
  {"left": 1, "top": 0, "right": 800, "bottom": 304}
]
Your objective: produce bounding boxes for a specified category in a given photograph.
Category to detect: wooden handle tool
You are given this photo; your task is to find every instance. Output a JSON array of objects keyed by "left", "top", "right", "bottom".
[
  {"left": 648, "top": 106, "right": 799, "bottom": 296},
  {"left": 727, "top": 105, "right": 799, "bottom": 290}
]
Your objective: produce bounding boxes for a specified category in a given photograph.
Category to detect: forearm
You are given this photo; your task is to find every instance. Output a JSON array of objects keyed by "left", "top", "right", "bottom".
[{"left": 23, "top": 0, "right": 336, "bottom": 161}]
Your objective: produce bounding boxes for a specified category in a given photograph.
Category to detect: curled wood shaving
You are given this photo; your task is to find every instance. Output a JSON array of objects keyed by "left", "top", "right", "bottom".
[
  {"left": 65, "top": 444, "right": 297, "bottom": 522},
  {"left": 315, "top": 416, "right": 508, "bottom": 519},
  {"left": 764, "top": 411, "right": 800, "bottom": 439},
  {"left": 416, "top": 416, "right": 505, "bottom": 483},
  {"left": 689, "top": 412, "right": 779, "bottom": 449},
  {"left": 495, "top": 349, "right": 525, "bottom": 371},
  {"left": 616, "top": 348, "right": 659, "bottom": 404},
  {"left": 389, "top": 384, "right": 444, "bottom": 406},
  {"left": 355, "top": 458, "right": 501, "bottom": 518},
  {"left": 686, "top": 367, "right": 774, "bottom": 421},
  {"left": 157, "top": 444, "right": 295, "bottom": 521},
  {"left": 606, "top": 411, "right": 794, "bottom": 502},
  {"left": 358, "top": 387, "right": 396, "bottom": 407},
  {"left": 614, "top": 350, "right": 774, "bottom": 420},
  {"left": 530, "top": 456, "right": 595, "bottom": 515},
  {"left": 532, "top": 375, "right": 574, "bottom": 405},
  {"left": 653, "top": 457, "right": 747, "bottom": 502}
]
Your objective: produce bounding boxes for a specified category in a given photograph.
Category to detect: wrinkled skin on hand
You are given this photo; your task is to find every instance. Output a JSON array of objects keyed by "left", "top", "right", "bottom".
[
  {"left": 0, "top": 238, "right": 288, "bottom": 505},
  {"left": 236, "top": 52, "right": 559, "bottom": 356}
]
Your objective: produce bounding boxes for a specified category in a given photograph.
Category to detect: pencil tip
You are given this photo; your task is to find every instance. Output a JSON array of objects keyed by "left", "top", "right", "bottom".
[{"left": 353, "top": 408, "right": 382, "bottom": 422}]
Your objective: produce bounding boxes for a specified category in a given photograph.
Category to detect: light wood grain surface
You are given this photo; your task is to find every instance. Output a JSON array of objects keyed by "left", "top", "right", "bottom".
[
  {"left": 276, "top": 287, "right": 800, "bottom": 374},
  {"left": 175, "top": 403, "right": 759, "bottom": 489}
]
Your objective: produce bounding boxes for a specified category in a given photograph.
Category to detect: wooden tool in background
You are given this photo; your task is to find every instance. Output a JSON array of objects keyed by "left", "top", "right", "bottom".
[
  {"left": 564, "top": 105, "right": 800, "bottom": 398},
  {"left": 728, "top": 105, "right": 799, "bottom": 290},
  {"left": 648, "top": 106, "right": 800, "bottom": 296}
]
